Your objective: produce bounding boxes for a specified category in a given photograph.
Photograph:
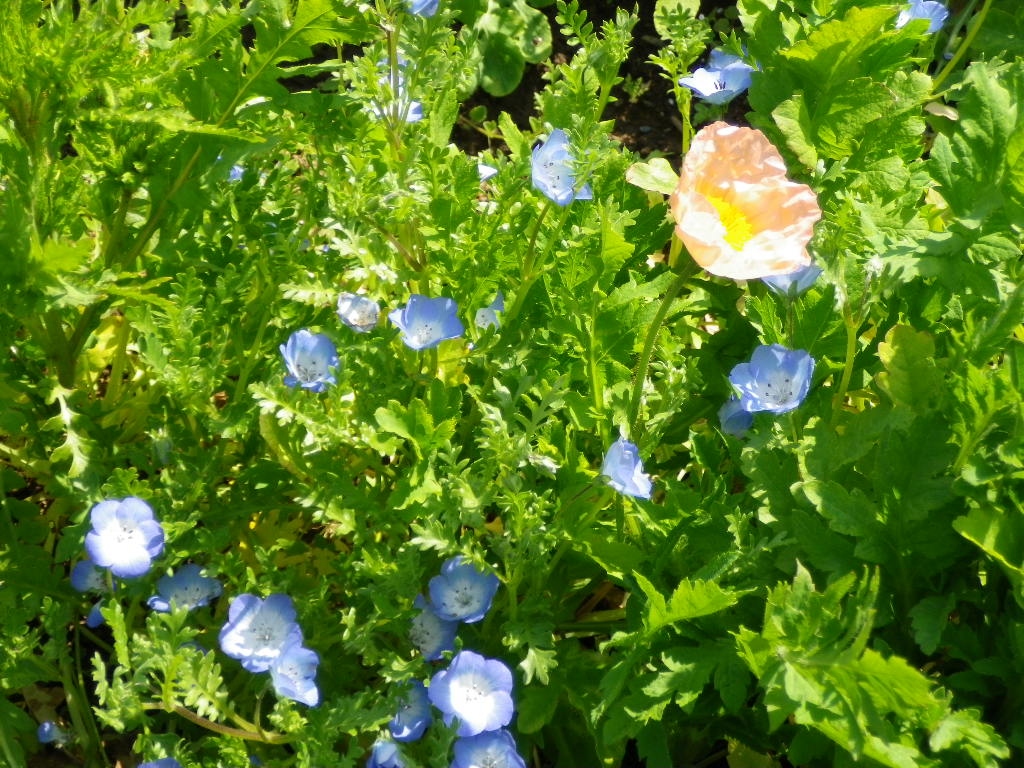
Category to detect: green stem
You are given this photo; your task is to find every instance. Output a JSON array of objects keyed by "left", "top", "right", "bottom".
[
  {"left": 503, "top": 199, "right": 562, "bottom": 325},
  {"left": 627, "top": 262, "right": 694, "bottom": 438},
  {"left": 933, "top": 0, "right": 993, "bottom": 92},
  {"left": 830, "top": 303, "right": 860, "bottom": 426},
  {"left": 141, "top": 703, "right": 292, "bottom": 744}
]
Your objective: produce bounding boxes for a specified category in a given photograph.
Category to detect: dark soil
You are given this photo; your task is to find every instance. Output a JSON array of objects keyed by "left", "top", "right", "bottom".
[{"left": 452, "top": 0, "right": 685, "bottom": 163}]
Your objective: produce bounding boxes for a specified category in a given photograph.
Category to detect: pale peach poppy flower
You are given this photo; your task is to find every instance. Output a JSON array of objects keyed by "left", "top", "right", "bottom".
[{"left": 670, "top": 122, "right": 821, "bottom": 281}]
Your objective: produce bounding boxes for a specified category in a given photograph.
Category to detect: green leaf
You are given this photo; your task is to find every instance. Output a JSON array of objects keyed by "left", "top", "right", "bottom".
[
  {"left": 635, "top": 573, "right": 748, "bottom": 634},
  {"left": 625, "top": 157, "right": 678, "bottom": 196},
  {"left": 875, "top": 324, "right": 943, "bottom": 412}
]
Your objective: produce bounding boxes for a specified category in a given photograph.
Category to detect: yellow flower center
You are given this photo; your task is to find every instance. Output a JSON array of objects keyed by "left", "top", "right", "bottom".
[{"left": 705, "top": 194, "right": 754, "bottom": 250}]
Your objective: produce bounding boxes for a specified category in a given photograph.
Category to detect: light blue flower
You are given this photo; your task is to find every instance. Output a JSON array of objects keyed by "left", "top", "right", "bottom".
[
  {"left": 367, "top": 739, "right": 406, "bottom": 768},
  {"left": 71, "top": 558, "right": 105, "bottom": 592},
  {"left": 760, "top": 263, "right": 822, "bottom": 298},
  {"left": 270, "top": 641, "right": 320, "bottom": 706},
  {"left": 477, "top": 163, "right": 498, "bottom": 182},
  {"left": 84, "top": 497, "right": 165, "bottom": 579},
  {"left": 389, "top": 680, "right": 432, "bottom": 742},
  {"left": 280, "top": 329, "right": 339, "bottom": 393},
  {"left": 601, "top": 437, "right": 652, "bottom": 500},
  {"left": 219, "top": 593, "right": 304, "bottom": 673},
  {"left": 452, "top": 730, "right": 527, "bottom": 768},
  {"left": 408, "top": 0, "right": 438, "bottom": 17},
  {"left": 139, "top": 760, "right": 183, "bottom": 768},
  {"left": 428, "top": 650, "right": 515, "bottom": 737},
  {"left": 228, "top": 164, "right": 245, "bottom": 182},
  {"left": 718, "top": 396, "right": 753, "bottom": 438},
  {"left": 389, "top": 295, "right": 464, "bottom": 350},
  {"left": 729, "top": 344, "right": 815, "bottom": 414},
  {"left": 409, "top": 594, "right": 458, "bottom": 660},
  {"left": 86, "top": 601, "right": 106, "bottom": 628},
  {"left": 147, "top": 564, "right": 222, "bottom": 613},
  {"left": 337, "top": 293, "right": 380, "bottom": 333},
  {"left": 474, "top": 293, "right": 504, "bottom": 330},
  {"left": 37, "top": 721, "right": 68, "bottom": 745},
  {"left": 531, "top": 129, "right": 593, "bottom": 206},
  {"left": 429, "top": 555, "right": 500, "bottom": 624},
  {"left": 896, "top": 0, "right": 948, "bottom": 32},
  {"left": 679, "top": 49, "right": 755, "bottom": 105}
]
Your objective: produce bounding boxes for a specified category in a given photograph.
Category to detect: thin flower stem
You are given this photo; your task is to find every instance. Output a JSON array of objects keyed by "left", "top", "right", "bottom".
[
  {"left": 141, "top": 703, "right": 292, "bottom": 744},
  {"left": 504, "top": 199, "right": 572, "bottom": 326},
  {"left": 627, "top": 260, "right": 696, "bottom": 438},
  {"left": 933, "top": 0, "right": 992, "bottom": 92},
  {"left": 830, "top": 303, "right": 860, "bottom": 426}
]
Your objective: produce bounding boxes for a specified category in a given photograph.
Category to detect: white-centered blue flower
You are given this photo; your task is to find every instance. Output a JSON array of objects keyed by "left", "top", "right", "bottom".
[
  {"left": 601, "top": 437, "right": 652, "bottom": 500},
  {"left": 409, "top": 594, "right": 458, "bottom": 660},
  {"left": 760, "top": 263, "right": 822, "bottom": 298},
  {"left": 269, "top": 641, "right": 320, "bottom": 706},
  {"left": 531, "top": 129, "right": 593, "bottom": 206},
  {"left": 408, "top": 0, "right": 438, "bottom": 17},
  {"left": 718, "top": 396, "right": 754, "bottom": 438},
  {"left": 84, "top": 497, "right": 165, "bottom": 579},
  {"left": 429, "top": 555, "right": 500, "bottom": 624},
  {"left": 337, "top": 293, "right": 380, "bottom": 333},
  {"left": 219, "top": 593, "right": 304, "bottom": 673},
  {"left": 389, "top": 294, "right": 465, "bottom": 350},
  {"left": 147, "top": 564, "right": 222, "bottom": 613},
  {"left": 367, "top": 739, "right": 406, "bottom": 768},
  {"left": 729, "top": 344, "right": 815, "bottom": 414},
  {"left": 679, "top": 49, "right": 755, "bottom": 105},
  {"left": 474, "top": 293, "right": 504, "bottom": 330},
  {"left": 896, "top": 0, "right": 948, "bottom": 33},
  {"left": 138, "top": 760, "right": 183, "bottom": 768},
  {"left": 389, "top": 680, "right": 432, "bottom": 742},
  {"left": 37, "top": 721, "right": 69, "bottom": 746},
  {"left": 452, "top": 729, "right": 527, "bottom": 768},
  {"left": 280, "top": 329, "right": 339, "bottom": 393},
  {"left": 428, "top": 650, "right": 515, "bottom": 737}
]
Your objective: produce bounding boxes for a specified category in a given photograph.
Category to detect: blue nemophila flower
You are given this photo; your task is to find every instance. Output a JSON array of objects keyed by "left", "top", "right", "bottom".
[
  {"left": 86, "top": 601, "right": 106, "bottom": 628},
  {"left": 280, "top": 329, "right": 339, "bottom": 392},
  {"left": 71, "top": 558, "right": 105, "bottom": 592},
  {"left": 37, "top": 721, "right": 68, "bottom": 745},
  {"left": 428, "top": 650, "right": 515, "bottom": 737},
  {"left": 729, "top": 344, "right": 815, "bottom": 414},
  {"left": 474, "top": 293, "right": 504, "bottom": 330},
  {"left": 270, "top": 641, "right": 320, "bottom": 706},
  {"left": 761, "top": 263, "right": 822, "bottom": 298},
  {"left": 408, "top": 0, "right": 438, "bottom": 16},
  {"left": 367, "top": 739, "right": 406, "bottom": 768},
  {"left": 85, "top": 497, "right": 165, "bottom": 579},
  {"left": 601, "top": 437, "right": 652, "bottom": 500},
  {"left": 429, "top": 555, "right": 500, "bottom": 624},
  {"left": 679, "top": 49, "right": 755, "bottom": 105},
  {"left": 337, "top": 293, "right": 380, "bottom": 333},
  {"left": 219, "top": 593, "right": 304, "bottom": 673},
  {"left": 228, "top": 164, "right": 245, "bottom": 182},
  {"left": 389, "top": 294, "right": 465, "bottom": 350},
  {"left": 389, "top": 680, "right": 432, "bottom": 742},
  {"left": 477, "top": 162, "right": 498, "bottom": 182},
  {"left": 896, "top": 0, "right": 948, "bottom": 32},
  {"left": 453, "top": 730, "right": 527, "bottom": 768},
  {"left": 139, "top": 760, "right": 183, "bottom": 768},
  {"left": 718, "top": 397, "right": 753, "bottom": 438},
  {"left": 147, "top": 564, "right": 222, "bottom": 613},
  {"left": 409, "top": 594, "right": 458, "bottom": 660},
  {"left": 531, "top": 129, "right": 593, "bottom": 206}
]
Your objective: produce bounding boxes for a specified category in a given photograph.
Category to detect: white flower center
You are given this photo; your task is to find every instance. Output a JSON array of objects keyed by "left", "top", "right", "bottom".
[
  {"left": 451, "top": 673, "right": 489, "bottom": 707},
  {"left": 293, "top": 351, "right": 328, "bottom": 383},
  {"left": 757, "top": 371, "right": 797, "bottom": 408}
]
